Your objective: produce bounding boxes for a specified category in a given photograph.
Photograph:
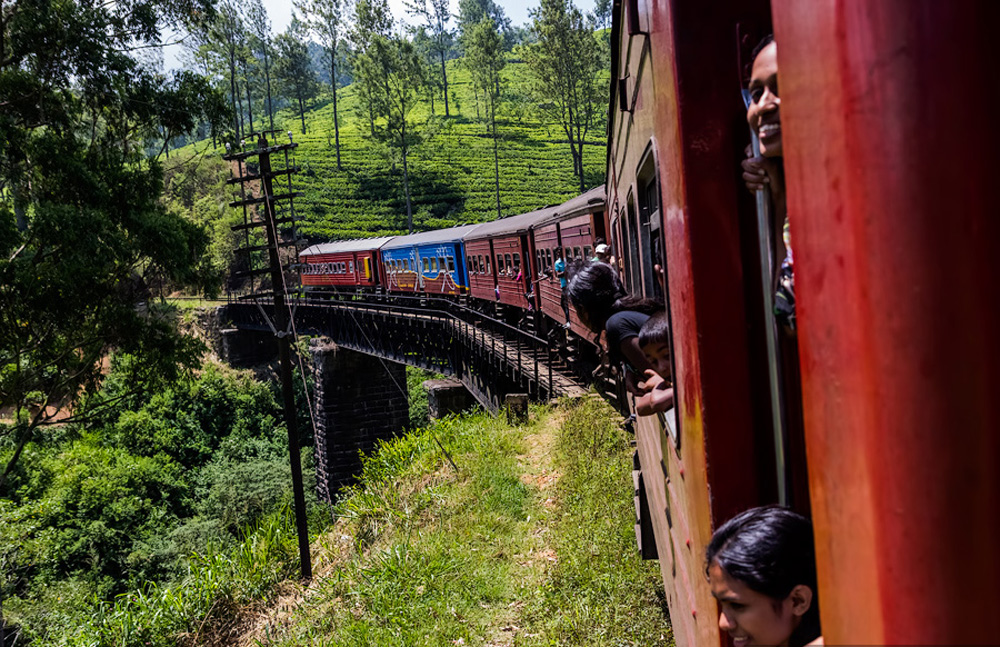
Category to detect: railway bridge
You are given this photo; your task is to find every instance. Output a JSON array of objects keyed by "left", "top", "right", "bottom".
[{"left": 219, "top": 294, "right": 588, "bottom": 501}]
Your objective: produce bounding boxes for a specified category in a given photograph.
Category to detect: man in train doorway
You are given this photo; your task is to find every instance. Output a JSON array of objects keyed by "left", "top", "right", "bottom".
[{"left": 554, "top": 249, "right": 571, "bottom": 328}]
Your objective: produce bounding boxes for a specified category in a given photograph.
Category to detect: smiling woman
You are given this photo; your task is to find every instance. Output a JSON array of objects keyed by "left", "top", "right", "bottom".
[{"left": 706, "top": 506, "right": 820, "bottom": 647}]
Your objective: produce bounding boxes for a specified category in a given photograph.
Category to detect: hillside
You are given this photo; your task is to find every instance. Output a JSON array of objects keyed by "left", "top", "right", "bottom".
[{"left": 180, "top": 55, "right": 608, "bottom": 242}]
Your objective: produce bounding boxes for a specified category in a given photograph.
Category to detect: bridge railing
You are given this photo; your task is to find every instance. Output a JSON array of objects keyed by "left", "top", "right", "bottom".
[{"left": 222, "top": 290, "right": 568, "bottom": 412}]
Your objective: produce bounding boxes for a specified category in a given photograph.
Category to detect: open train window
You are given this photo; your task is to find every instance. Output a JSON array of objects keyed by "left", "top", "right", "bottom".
[
  {"left": 573, "top": 246, "right": 582, "bottom": 259},
  {"left": 637, "top": 149, "right": 664, "bottom": 300},
  {"left": 485, "top": 256, "right": 491, "bottom": 275},
  {"left": 423, "top": 258, "right": 430, "bottom": 273},
  {"left": 545, "top": 249, "right": 552, "bottom": 271},
  {"left": 623, "top": 197, "right": 643, "bottom": 293},
  {"left": 447, "top": 256, "right": 455, "bottom": 272},
  {"left": 513, "top": 253, "right": 520, "bottom": 273},
  {"left": 637, "top": 145, "right": 680, "bottom": 447},
  {"left": 504, "top": 253, "right": 512, "bottom": 275},
  {"left": 584, "top": 246, "right": 592, "bottom": 259},
  {"left": 438, "top": 256, "right": 446, "bottom": 272},
  {"left": 349, "top": 260, "right": 354, "bottom": 274}
]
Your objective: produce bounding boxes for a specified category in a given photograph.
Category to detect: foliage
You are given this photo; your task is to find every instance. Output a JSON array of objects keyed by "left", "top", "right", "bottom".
[
  {"left": 0, "top": 362, "right": 314, "bottom": 642},
  {"left": 524, "top": 0, "right": 608, "bottom": 192},
  {"left": 297, "top": 0, "right": 351, "bottom": 167},
  {"left": 351, "top": 0, "right": 426, "bottom": 232},
  {"left": 275, "top": 17, "right": 322, "bottom": 135},
  {"left": 0, "top": 0, "right": 230, "bottom": 488},
  {"left": 465, "top": 17, "right": 507, "bottom": 218}
]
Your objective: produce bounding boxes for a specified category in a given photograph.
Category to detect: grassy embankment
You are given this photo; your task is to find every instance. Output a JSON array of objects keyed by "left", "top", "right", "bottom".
[
  {"left": 175, "top": 55, "right": 608, "bottom": 242},
  {"left": 59, "top": 396, "right": 670, "bottom": 646}
]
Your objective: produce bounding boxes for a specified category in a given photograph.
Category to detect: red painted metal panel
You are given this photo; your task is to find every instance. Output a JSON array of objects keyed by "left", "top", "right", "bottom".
[
  {"left": 465, "top": 238, "right": 495, "bottom": 302},
  {"left": 300, "top": 251, "right": 362, "bottom": 287},
  {"left": 607, "top": 0, "right": 774, "bottom": 644},
  {"left": 488, "top": 235, "right": 532, "bottom": 309},
  {"left": 772, "top": 2, "right": 1000, "bottom": 643}
]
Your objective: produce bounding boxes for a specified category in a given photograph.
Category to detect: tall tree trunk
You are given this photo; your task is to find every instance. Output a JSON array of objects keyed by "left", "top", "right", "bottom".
[
  {"left": 331, "top": 54, "right": 342, "bottom": 169},
  {"left": 264, "top": 52, "right": 275, "bottom": 131},
  {"left": 439, "top": 49, "right": 450, "bottom": 117},
  {"left": 401, "top": 122, "right": 413, "bottom": 233},
  {"left": 298, "top": 92, "right": 306, "bottom": 134},
  {"left": 245, "top": 75, "right": 255, "bottom": 135},
  {"left": 229, "top": 54, "right": 240, "bottom": 139},
  {"left": 491, "top": 101, "right": 501, "bottom": 218},
  {"left": 577, "top": 137, "right": 585, "bottom": 192}
]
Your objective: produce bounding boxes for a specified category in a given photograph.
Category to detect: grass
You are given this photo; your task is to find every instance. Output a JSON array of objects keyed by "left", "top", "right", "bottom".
[
  {"left": 173, "top": 53, "right": 609, "bottom": 242},
  {"left": 23, "top": 397, "right": 669, "bottom": 646},
  {"left": 238, "top": 396, "right": 670, "bottom": 646}
]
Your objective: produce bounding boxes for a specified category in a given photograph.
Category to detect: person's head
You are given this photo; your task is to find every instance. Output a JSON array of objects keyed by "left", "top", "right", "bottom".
[
  {"left": 638, "top": 311, "right": 671, "bottom": 377},
  {"left": 554, "top": 248, "right": 563, "bottom": 260},
  {"left": 747, "top": 36, "right": 781, "bottom": 158},
  {"left": 706, "top": 506, "right": 820, "bottom": 647},
  {"left": 566, "top": 261, "right": 626, "bottom": 332},
  {"left": 567, "top": 262, "right": 661, "bottom": 333},
  {"left": 595, "top": 243, "right": 611, "bottom": 261}
]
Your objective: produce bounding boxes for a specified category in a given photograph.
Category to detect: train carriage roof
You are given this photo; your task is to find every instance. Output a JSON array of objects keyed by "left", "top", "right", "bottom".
[
  {"left": 464, "top": 185, "right": 607, "bottom": 241},
  {"left": 381, "top": 223, "right": 484, "bottom": 250},
  {"left": 300, "top": 236, "right": 396, "bottom": 256},
  {"left": 549, "top": 185, "right": 605, "bottom": 222}
]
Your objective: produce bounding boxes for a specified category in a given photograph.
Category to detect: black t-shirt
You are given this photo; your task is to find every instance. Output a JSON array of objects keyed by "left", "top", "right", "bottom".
[{"left": 605, "top": 310, "right": 650, "bottom": 371}]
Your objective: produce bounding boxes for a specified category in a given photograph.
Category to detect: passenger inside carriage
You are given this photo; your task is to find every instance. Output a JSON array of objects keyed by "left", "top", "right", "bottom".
[
  {"left": 566, "top": 262, "right": 661, "bottom": 395},
  {"left": 743, "top": 35, "right": 795, "bottom": 331},
  {"left": 707, "top": 506, "right": 821, "bottom": 647}
]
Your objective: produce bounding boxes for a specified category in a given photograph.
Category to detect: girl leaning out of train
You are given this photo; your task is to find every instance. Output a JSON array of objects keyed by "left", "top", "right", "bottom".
[
  {"left": 566, "top": 262, "right": 662, "bottom": 396},
  {"left": 707, "top": 506, "right": 822, "bottom": 647},
  {"left": 743, "top": 36, "right": 795, "bottom": 332},
  {"left": 635, "top": 311, "right": 674, "bottom": 416}
]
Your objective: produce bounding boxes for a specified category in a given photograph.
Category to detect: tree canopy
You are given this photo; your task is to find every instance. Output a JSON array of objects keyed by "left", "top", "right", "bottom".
[{"left": 0, "top": 0, "right": 229, "bottom": 488}]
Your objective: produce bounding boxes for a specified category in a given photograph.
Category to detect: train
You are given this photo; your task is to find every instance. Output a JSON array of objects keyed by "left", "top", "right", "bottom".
[
  {"left": 299, "top": 186, "right": 608, "bottom": 341},
  {"left": 299, "top": 0, "right": 1000, "bottom": 645}
]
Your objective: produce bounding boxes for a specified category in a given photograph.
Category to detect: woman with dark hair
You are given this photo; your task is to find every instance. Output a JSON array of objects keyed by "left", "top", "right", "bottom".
[
  {"left": 706, "top": 506, "right": 821, "bottom": 647},
  {"left": 566, "top": 261, "right": 662, "bottom": 395}
]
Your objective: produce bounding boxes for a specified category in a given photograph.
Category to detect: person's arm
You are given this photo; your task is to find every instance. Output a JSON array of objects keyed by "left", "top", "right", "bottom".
[
  {"left": 620, "top": 337, "right": 655, "bottom": 396},
  {"left": 636, "top": 370, "right": 675, "bottom": 415}
]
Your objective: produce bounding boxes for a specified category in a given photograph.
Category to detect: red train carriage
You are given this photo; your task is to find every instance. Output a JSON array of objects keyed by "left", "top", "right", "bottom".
[
  {"left": 463, "top": 205, "right": 559, "bottom": 312},
  {"left": 299, "top": 237, "right": 393, "bottom": 290},
  {"left": 609, "top": 0, "right": 1000, "bottom": 645},
  {"left": 531, "top": 186, "right": 607, "bottom": 338}
]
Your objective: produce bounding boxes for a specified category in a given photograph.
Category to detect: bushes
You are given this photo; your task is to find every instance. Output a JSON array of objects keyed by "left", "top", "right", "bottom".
[{"left": 0, "top": 360, "right": 317, "bottom": 640}]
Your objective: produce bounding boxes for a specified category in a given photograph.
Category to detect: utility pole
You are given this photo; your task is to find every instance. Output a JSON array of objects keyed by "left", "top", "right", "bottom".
[{"left": 224, "top": 131, "right": 312, "bottom": 579}]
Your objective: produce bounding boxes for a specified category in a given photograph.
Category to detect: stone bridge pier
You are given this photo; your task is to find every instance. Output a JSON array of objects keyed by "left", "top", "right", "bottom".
[{"left": 309, "top": 339, "right": 408, "bottom": 503}]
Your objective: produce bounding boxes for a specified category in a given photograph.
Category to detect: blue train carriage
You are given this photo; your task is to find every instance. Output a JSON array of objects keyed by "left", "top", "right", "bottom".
[{"left": 381, "top": 224, "right": 484, "bottom": 295}]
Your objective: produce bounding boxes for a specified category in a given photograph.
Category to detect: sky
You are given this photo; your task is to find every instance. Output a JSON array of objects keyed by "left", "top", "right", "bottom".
[{"left": 163, "top": 0, "right": 541, "bottom": 70}]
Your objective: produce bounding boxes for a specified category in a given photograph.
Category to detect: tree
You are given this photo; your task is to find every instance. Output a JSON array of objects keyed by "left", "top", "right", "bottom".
[
  {"left": 247, "top": 0, "right": 277, "bottom": 132},
  {"left": 525, "top": 0, "right": 605, "bottom": 192},
  {"left": 406, "top": 0, "right": 454, "bottom": 117},
  {"left": 204, "top": 0, "right": 249, "bottom": 140},
  {"left": 457, "top": 0, "right": 511, "bottom": 50},
  {"left": 274, "top": 16, "right": 321, "bottom": 135},
  {"left": 465, "top": 18, "right": 506, "bottom": 218},
  {"left": 352, "top": 0, "right": 425, "bottom": 233},
  {"left": 297, "top": 0, "right": 351, "bottom": 168},
  {"left": 0, "top": 0, "right": 227, "bottom": 489}
]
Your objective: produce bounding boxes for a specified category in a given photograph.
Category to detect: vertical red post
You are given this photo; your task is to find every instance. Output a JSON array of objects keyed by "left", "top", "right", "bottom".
[{"left": 773, "top": 1, "right": 1000, "bottom": 643}]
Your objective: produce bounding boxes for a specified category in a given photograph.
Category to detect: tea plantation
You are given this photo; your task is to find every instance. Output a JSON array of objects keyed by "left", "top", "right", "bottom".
[{"left": 181, "top": 55, "right": 608, "bottom": 242}]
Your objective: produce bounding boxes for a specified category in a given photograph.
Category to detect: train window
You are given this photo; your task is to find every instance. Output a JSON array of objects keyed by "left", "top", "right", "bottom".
[
  {"left": 637, "top": 151, "right": 664, "bottom": 299},
  {"left": 349, "top": 260, "right": 354, "bottom": 274},
  {"left": 467, "top": 256, "right": 473, "bottom": 273},
  {"left": 485, "top": 256, "right": 491, "bottom": 275},
  {"left": 423, "top": 258, "right": 430, "bottom": 273},
  {"left": 545, "top": 249, "right": 552, "bottom": 271},
  {"left": 446, "top": 256, "right": 455, "bottom": 272},
  {"left": 513, "top": 253, "right": 520, "bottom": 272},
  {"left": 573, "top": 246, "right": 582, "bottom": 259},
  {"left": 504, "top": 254, "right": 512, "bottom": 275},
  {"left": 624, "top": 197, "right": 643, "bottom": 293},
  {"left": 584, "top": 246, "right": 592, "bottom": 259},
  {"left": 496, "top": 254, "right": 503, "bottom": 273},
  {"left": 432, "top": 257, "right": 439, "bottom": 272}
]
